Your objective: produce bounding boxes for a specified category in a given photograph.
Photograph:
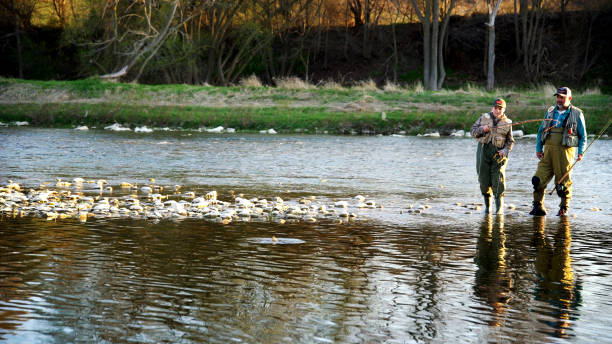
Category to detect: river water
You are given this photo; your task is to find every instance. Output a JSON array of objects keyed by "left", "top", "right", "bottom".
[{"left": 1, "top": 128, "right": 611, "bottom": 343}]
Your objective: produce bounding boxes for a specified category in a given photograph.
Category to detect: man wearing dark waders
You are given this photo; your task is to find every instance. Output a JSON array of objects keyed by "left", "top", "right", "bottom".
[
  {"left": 530, "top": 87, "right": 587, "bottom": 217},
  {"left": 471, "top": 98, "right": 514, "bottom": 214}
]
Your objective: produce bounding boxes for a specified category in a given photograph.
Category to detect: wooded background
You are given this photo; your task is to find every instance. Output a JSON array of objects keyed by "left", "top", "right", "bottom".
[{"left": 1, "top": 0, "right": 610, "bottom": 91}]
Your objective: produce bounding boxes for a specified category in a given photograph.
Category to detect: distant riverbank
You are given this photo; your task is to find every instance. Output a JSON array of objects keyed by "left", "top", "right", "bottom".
[{"left": 1, "top": 78, "right": 610, "bottom": 135}]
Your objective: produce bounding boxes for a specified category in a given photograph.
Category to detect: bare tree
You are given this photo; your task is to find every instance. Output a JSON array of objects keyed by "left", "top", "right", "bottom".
[
  {"left": 485, "top": 0, "right": 503, "bottom": 90},
  {"left": 410, "top": 0, "right": 456, "bottom": 90},
  {"left": 73, "top": 0, "right": 189, "bottom": 82},
  {"left": 513, "top": 0, "right": 547, "bottom": 82},
  {"left": 50, "top": 0, "right": 69, "bottom": 27},
  {"left": 0, "top": 0, "right": 39, "bottom": 78},
  {"left": 348, "top": 0, "right": 386, "bottom": 58}
]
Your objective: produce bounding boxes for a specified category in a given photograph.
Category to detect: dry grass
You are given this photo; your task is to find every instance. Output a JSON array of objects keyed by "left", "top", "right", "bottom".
[
  {"left": 239, "top": 74, "right": 263, "bottom": 88},
  {"left": 411, "top": 81, "right": 425, "bottom": 94},
  {"left": 464, "top": 82, "right": 487, "bottom": 97},
  {"left": 352, "top": 79, "right": 378, "bottom": 91},
  {"left": 274, "top": 77, "right": 315, "bottom": 90},
  {"left": 383, "top": 81, "right": 401, "bottom": 92},
  {"left": 318, "top": 79, "right": 345, "bottom": 91}
]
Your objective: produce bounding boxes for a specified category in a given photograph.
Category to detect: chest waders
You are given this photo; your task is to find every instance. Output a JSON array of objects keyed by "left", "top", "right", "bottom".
[
  {"left": 475, "top": 113, "right": 510, "bottom": 214},
  {"left": 531, "top": 128, "right": 575, "bottom": 215},
  {"left": 477, "top": 142, "right": 508, "bottom": 213}
]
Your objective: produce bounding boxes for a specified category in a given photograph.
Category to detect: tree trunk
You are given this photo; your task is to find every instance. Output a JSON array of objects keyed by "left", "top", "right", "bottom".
[
  {"left": 423, "top": 21, "right": 431, "bottom": 89},
  {"left": 486, "top": 0, "right": 503, "bottom": 91},
  {"left": 437, "top": 0, "right": 455, "bottom": 90},
  {"left": 486, "top": 25, "right": 495, "bottom": 90},
  {"left": 362, "top": 0, "right": 371, "bottom": 58},
  {"left": 429, "top": 0, "right": 439, "bottom": 90},
  {"left": 344, "top": 0, "right": 349, "bottom": 60}
]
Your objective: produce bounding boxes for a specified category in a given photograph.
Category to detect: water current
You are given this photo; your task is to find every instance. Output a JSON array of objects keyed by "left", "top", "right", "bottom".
[{"left": 1, "top": 128, "right": 611, "bottom": 343}]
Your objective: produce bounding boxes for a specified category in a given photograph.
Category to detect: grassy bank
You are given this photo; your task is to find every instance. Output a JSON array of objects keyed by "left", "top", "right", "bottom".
[{"left": 1, "top": 78, "right": 610, "bottom": 135}]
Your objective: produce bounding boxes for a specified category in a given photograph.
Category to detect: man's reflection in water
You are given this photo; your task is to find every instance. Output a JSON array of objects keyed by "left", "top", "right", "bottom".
[
  {"left": 474, "top": 214, "right": 512, "bottom": 326},
  {"left": 533, "top": 216, "right": 582, "bottom": 338}
]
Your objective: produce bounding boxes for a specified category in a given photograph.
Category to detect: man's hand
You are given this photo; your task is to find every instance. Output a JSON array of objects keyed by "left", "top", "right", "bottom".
[
  {"left": 497, "top": 151, "right": 505, "bottom": 158},
  {"left": 482, "top": 125, "right": 490, "bottom": 133},
  {"left": 536, "top": 152, "right": 544, "bottom": 160},
  {"left": 576, "top": 154, "right": 583, "bottom": 161}
]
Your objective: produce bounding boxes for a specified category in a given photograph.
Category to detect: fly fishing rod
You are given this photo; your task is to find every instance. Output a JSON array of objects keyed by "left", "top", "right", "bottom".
[
  {"left": 547, "top": 116, "right": 612, "bottom": 195},
  {"left": 492, "top": 118, "right": 560, "bottom": 129}
]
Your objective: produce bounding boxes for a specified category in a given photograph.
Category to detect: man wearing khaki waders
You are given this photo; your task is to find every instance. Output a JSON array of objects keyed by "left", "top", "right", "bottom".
[
  {"left": 471, "top": 98, "right": 514, "bottom": 214},
  {"left": 530, "top": 87, "right": 587, "bottom": 217}
]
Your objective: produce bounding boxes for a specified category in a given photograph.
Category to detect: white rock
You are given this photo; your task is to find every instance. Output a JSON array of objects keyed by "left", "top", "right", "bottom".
[
  {"left": 206, "top": 126, "right": 224, "bottom": 133},
  {"left": 14, "top": 121, "right": 29, "bottom": 126},
  {"left": 135, "top": 126, "right": 153, "bottom": 133},
  {"left": 205, "top": 191, "right": 217, "bottom": 200},
  {"left": 334, "top": 201, "right": 348, "bottom": 208},
  {"left": 512, "top": 130, "right": 524, "bottom": 137},
  {"left": 74, "top": 126, "right": 89, "bottom": 131},
  {"left": 521, "top": 134, "right": 537, "bottom": 139},
  {"left": 226, "top": 128, "right": 236, "bottom": 133},
  {"left": 104, "top": 123, "right": 131, "bottom": 131},
  {"left": 267, "top": 128, "right": 277, "bottom": 134},
  {"left": 93, "top": 203, "right": 110, "bottom": 212},
  {"left": 423, "top": 132, "right": 440, "bottom": 137},
  {"left": 451, "top": 130, "right": 465, "bottom": 137},
  {"left": 235, "top": 197, "right": 253, "bottom": 208}
]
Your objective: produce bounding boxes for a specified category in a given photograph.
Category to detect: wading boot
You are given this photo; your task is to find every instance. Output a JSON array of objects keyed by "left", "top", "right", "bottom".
[
  {"left": 557, "top": 206, "right": 568, "bottom": 216},
  {"left": 484, "top": 195, "right": 491, "bottom": 214},
  {"left": 495, "top": 196, "right": 504, "bottom": 214},
  {"left": 529, "top": 201, "right": 547, "bottom": 216}
]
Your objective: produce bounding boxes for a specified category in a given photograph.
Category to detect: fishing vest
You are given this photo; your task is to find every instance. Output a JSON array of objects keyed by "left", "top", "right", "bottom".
[
  {"left": 476, "top": 112, "right": 512, "bottom": 149},
  {"left": 540, "top": 105, "right": 582, "bottom": 147}
]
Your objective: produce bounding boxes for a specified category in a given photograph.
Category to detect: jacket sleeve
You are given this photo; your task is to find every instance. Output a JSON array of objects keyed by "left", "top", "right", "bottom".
[
  {"left": 471, "top": 116, "right": 486, "bottom": 138},
  {"left": 577, "top": 112, "right": 587, "bottom": 155},
  {"left": 501, "top": 127, "right": 515, "bottom": 156},
  {"left": 535, "top": 116, "right": 546, "bottom": 153}
]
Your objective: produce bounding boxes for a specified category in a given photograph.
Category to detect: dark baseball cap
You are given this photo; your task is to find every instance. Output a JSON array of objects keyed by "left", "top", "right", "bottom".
[
  {"left": 493, "top": 98, "right": 506, "bottom": 108},
  {"left": 554, "top": 87, "right": 572, "bottom": 97}
]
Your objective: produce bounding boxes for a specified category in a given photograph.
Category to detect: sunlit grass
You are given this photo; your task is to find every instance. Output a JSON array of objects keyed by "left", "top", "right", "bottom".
[{"left": 1, "top": 77, "right": 610, "bottom": 135}]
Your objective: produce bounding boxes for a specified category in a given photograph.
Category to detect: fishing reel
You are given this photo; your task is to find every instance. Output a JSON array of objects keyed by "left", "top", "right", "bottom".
[{"left": 493, "top": 151, "right": 507, "bottom": 164}]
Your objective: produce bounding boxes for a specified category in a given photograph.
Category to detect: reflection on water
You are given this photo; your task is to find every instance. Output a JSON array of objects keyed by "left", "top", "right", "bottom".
[
  {"left": 533, "top": 216, "right": 581, "bottom": 339},
  {"left": 474, "top": 215, "right": 512, "bottom": 327},
  {"left": 1, "top": 215, "right": 609, "bottom": 343},
  {"left": 1, "top": 129, "right": 611, "bottom": 343}
]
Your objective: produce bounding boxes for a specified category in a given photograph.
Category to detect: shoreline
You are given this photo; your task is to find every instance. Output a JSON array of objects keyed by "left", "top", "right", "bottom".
[{"left": 1, "top": 78, "right": 610, "bottom": 135}]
